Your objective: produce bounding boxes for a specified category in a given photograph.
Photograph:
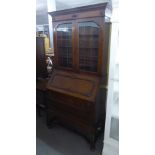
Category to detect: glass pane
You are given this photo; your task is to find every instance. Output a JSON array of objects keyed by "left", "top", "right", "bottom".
[
  {"left": 57, "top": 23, "right": 72, "bottom": 68},
  {"left": 78, "top": 22, "right": 99, "bottom": 72}
]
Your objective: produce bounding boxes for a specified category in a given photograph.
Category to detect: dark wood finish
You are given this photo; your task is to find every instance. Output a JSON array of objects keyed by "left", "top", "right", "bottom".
[
  {"left": 36, "top": 37, "right": 48, "bottom": 78},
  {"left": 46, "top": 70, "right": 107, "bottom": 149},
  {"left": 49, "top": 3, "right": 112, "bottom": 22},
  {"left": 47, "top": 70, "right": 100, "bottom": 101},
  {"left": 47, "top": 2, "right": 111, "bottom": 150}
]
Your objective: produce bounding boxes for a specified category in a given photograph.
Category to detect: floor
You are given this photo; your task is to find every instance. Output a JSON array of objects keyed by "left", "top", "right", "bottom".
[{"left": 36, "top": 113, "right": 104, "bottom": 155}]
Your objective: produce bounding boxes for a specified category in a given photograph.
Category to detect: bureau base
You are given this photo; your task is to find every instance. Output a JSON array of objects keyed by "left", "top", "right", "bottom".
[{"left": 46, "top": 109, "right": 105, "bottom": 150}]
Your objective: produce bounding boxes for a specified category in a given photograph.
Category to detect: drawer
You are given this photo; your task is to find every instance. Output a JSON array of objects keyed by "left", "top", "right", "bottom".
[
  {"left": 47, "top": 108, "right": 95, "bottom": 132},
  {"left": 52, "top": 10, "right": 102, "bottom": 22},
  {"left": 46, "top": 91, "right": 93, "bottom": 111},
  {"left": 47, "top": 99, "right": 95, "bottom": 122}
]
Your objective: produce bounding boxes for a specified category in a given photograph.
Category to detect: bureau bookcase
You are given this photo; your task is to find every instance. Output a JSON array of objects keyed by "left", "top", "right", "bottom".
[{"left": 47, "top": 2, "right": 111, "bottom": 150}]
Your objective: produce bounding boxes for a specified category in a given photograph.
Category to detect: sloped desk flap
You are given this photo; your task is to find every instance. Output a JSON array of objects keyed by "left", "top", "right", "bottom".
[{"left": 47, "top": 70, "right": 100, "bottom": 101}]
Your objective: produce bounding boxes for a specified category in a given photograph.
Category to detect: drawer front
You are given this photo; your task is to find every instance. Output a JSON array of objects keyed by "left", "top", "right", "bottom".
[
  {"left": 52, "top": 10, "right": 102, "bottom": 22},
  {"left": 47, "top": 108, "right": 95, "bottom": 133},
  {"left": 46, "top": 91, "right": 95, "bottom": 122},
  {"left": 47, "top": 99, "right": 95, "bottom": 121},
  {"left": 46, "top": 91, "right": 93, "bottom": 111}
]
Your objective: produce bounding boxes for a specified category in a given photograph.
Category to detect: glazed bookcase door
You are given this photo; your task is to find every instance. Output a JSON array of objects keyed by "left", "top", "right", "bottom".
[
  {"left": 76, "top": 19, "right": 101, "bottom": 74},
  {"left": 56, "top": 22, "right": 74, "bottom": 69}
]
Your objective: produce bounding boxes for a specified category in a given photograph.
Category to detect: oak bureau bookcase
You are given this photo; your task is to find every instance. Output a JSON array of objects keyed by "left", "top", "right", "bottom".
[{"left": 47, "top": 2, "right": 112, "bottom": 150}]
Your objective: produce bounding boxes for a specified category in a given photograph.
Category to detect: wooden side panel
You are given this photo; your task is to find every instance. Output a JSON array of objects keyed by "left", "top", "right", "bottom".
[
  {"left": 102, "top": 22, "right": 111, "bottom": 85},
  {"left": 36, "top": 37, "right": 48, "bottom": 78}
]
